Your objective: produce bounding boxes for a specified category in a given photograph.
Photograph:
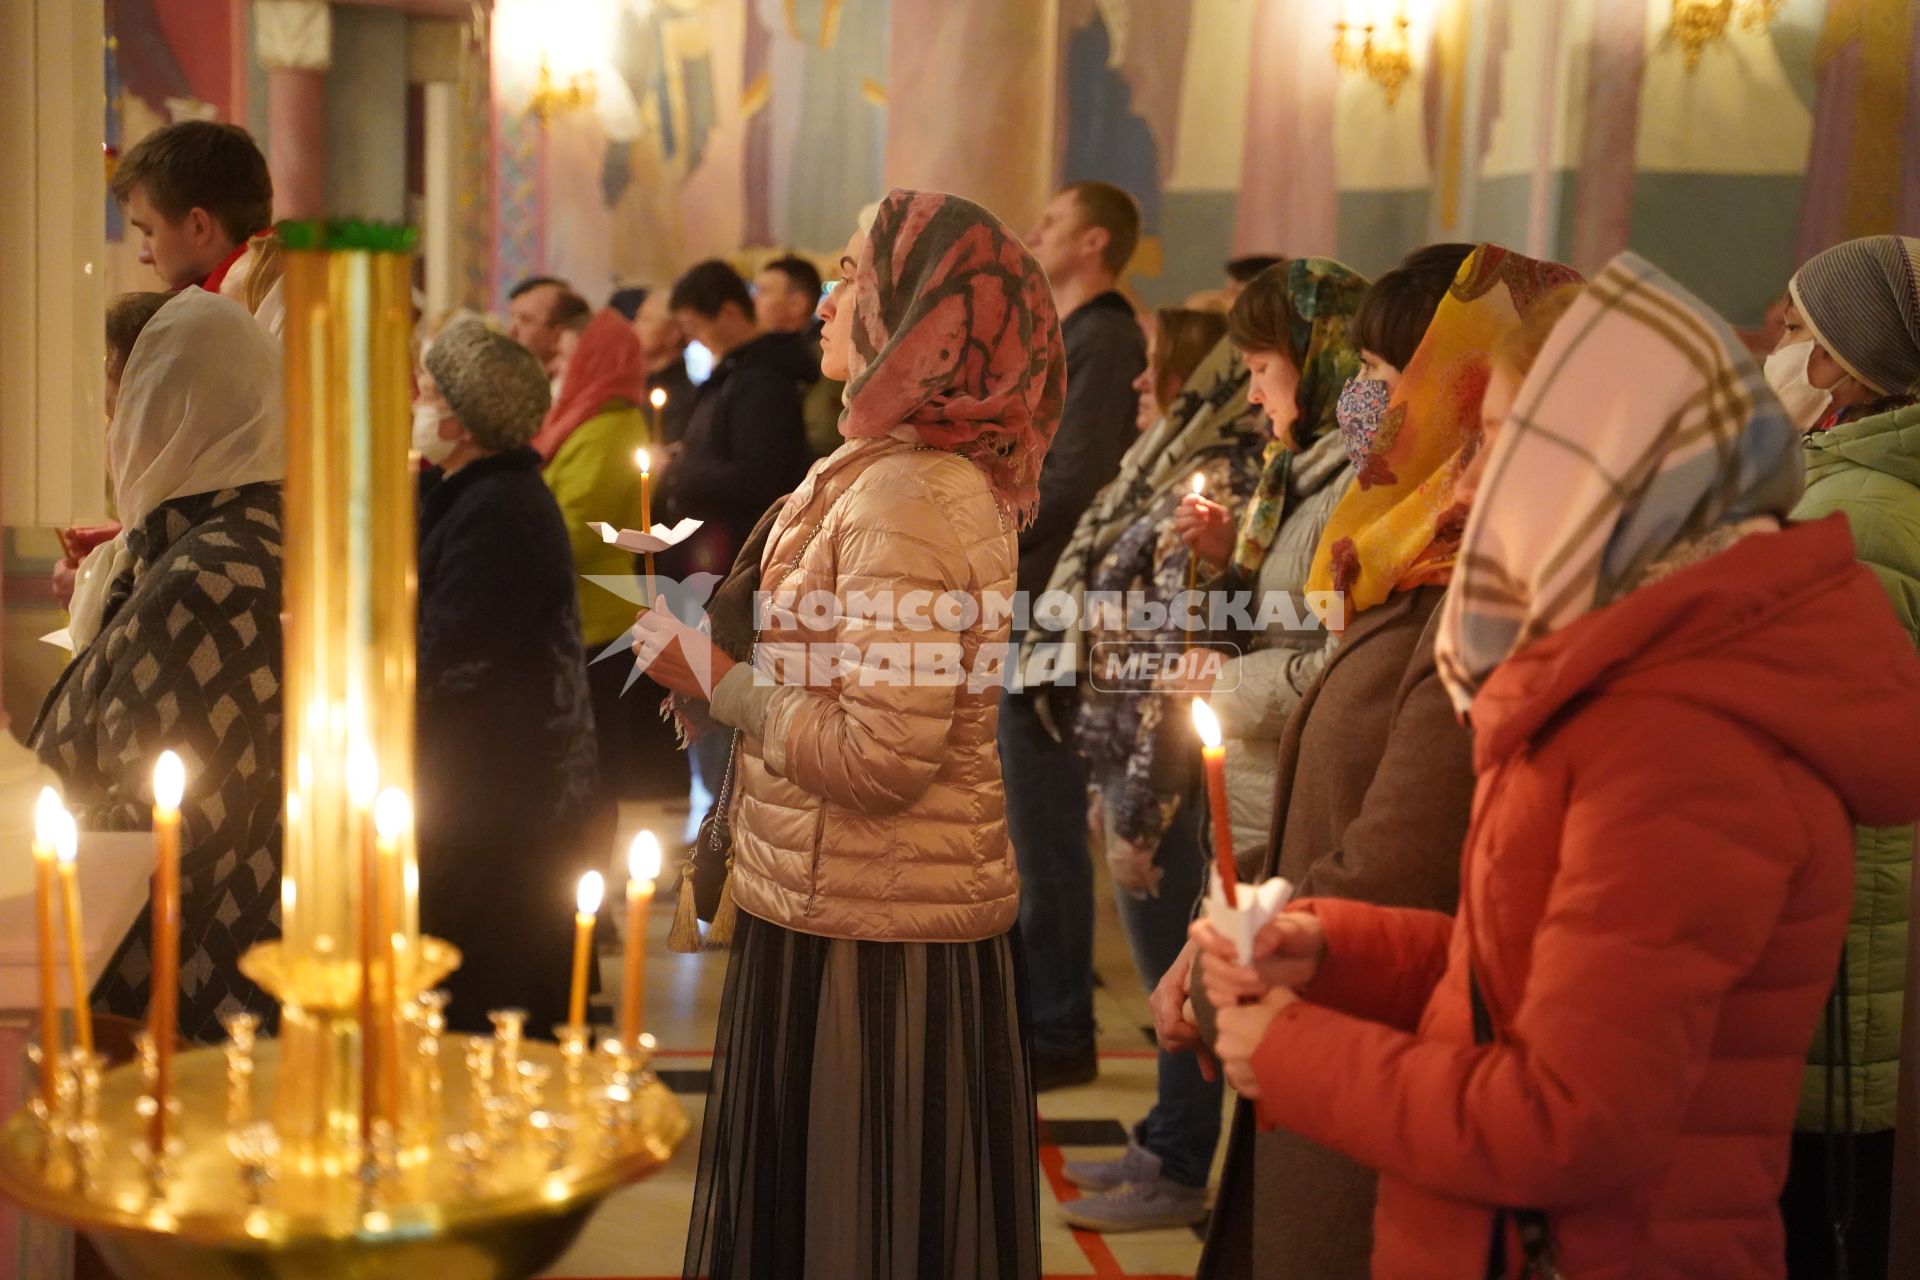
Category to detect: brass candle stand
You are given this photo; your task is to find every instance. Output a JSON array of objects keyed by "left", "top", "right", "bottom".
[{"left": 0, "top": 223, "right": 687, "bottom": 1277}]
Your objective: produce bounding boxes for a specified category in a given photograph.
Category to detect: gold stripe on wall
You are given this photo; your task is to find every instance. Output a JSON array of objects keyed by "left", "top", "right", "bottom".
[
  {"left": 1434, "top": 0, "right": 1474, "bottom": 233},
  {"left": 740, "top": 70, "right": 772, "bottom": 118}
]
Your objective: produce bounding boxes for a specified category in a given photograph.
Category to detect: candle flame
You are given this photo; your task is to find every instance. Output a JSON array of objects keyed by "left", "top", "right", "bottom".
[
  {"left": 33, "top": 786, "right": 63, "bottom": 850},
  {"left": 345, "top": 744, "right": 378, "bottom": 807},
  {"left": 1190, "top": 472, "right": 1205, "bottom": 496},
  {"left": 1191, "top": 698, "right": 1223, "bottom": 749},
  {"left": 54, "top": 812, "right": 78, "bottom": 866},
  {"left": 577, "top": 870, "right": 605, "bottom": 915},
  {"left": 650, "top": 387, "right": 667, "bottom": 409},
  {"left": 629, "top": 830, "right": 662, "bottom": 883},
  {"left": 373, "top": 788, "right": 412, "bottom": 843},
  {"left": 153, "top": 751, "right": 186, "bottom": 812},
  {"left": 634, "top": 447, "right": 651, "bottom": 476}
]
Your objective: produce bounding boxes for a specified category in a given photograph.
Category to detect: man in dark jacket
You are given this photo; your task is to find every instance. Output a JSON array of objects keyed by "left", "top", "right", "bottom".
[
  {"left": 658, "top": 259, "right": 813, "bottom": 579},
  {"left": 414, "top": 322, "right": 603, "bottom": 1036},
  {"left": 1004, "top": 181, "right": 1148, "bottom": 1092}
]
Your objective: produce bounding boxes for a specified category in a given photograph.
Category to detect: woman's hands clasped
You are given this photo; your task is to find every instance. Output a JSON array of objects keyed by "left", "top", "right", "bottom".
[{"left": 1190, "top": 911, "right": 1327, "bottom": 1100}]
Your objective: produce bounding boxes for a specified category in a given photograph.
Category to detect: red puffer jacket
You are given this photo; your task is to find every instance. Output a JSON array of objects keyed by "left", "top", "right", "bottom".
[{"left": 1247, "top": 517, "right": 1920, "bottom": 1279}]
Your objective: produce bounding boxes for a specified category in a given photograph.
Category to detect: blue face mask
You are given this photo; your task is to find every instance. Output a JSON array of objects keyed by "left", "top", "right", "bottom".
[{"left": 1335, "top": 375, "right": 1393, "bottom": 469}]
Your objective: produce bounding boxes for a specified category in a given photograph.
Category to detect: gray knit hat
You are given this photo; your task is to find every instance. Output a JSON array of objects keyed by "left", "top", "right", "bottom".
[
  {"left": 423, "top": 320, "right": 551, "bottom": 451},
  {"left": 1789, "top": 235, "right": 1920, "bottom": 397}
]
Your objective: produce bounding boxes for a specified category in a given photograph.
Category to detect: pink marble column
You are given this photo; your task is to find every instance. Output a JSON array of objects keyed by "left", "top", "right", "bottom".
[{"left": 266, "top": 65, "right": 326, "bottom": 221}]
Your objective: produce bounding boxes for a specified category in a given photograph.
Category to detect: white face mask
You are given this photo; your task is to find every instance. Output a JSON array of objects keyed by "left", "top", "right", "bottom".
[
  {"left": 412, "top": 402, "right": 457, "bottom": 466},
  {"left": 1763, "top": 339, "right": 1835, "bottom": 431}
]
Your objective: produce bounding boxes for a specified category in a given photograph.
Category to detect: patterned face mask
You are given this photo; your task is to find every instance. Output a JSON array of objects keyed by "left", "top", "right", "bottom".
[{"left": 1335, "top": 375, "right": 1393, "bottom": 469}]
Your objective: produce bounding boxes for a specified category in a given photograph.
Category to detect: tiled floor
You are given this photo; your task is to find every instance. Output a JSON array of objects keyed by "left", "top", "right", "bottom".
[{"left": 539, "top": 795, "right": 1222, "bottom": 1280}]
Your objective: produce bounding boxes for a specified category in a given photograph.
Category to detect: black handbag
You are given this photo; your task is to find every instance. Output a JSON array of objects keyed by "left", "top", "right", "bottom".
[{"left": 1471, "top": 966, "right": 1564, "bottom": 1279}]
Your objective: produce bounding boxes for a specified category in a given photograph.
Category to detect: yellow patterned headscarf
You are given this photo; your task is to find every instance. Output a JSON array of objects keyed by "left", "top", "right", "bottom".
[{"left": 1305, "top": 245, "right": 1582, "bottom": 621}]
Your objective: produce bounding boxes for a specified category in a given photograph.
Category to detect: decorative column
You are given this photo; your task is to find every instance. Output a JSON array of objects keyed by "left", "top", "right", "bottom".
[
  {"left": 256, "top": 0, "right": 331, "bottom": 222},
  {"left": 0, "top": 0, "right": 107, "bottom": 529}
]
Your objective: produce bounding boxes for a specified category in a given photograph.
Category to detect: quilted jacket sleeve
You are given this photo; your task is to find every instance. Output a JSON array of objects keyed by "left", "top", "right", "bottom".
[
  {"left": 756, "top": 473, "right": 982, "bottom": 815},
  {"left": 1247, "top": 701, "right": 1838, "bottom": 1209}
]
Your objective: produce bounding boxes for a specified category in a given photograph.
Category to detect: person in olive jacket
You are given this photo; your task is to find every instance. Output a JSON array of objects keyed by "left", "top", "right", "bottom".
[{"left": 1766, "top": 234, "right": 1920, "bottom": 1280}]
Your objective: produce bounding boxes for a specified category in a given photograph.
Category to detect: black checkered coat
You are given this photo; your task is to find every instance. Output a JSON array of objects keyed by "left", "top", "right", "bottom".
[{"left": 31, "top": 483, "right": 284, "bottom": 1043}]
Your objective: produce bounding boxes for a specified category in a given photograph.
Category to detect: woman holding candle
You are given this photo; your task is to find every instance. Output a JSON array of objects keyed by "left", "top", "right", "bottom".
[
  {"left": 1195, "top": 254, "right": 1920, "bottom": 1280},
  {"left": 1022, "top": 269, "right": 1363, "bottom": 1232},
  {"left": 31, "top": 288, "right": 286, "bottom": 1044},
  {"left": 1180, "top": 245, "right": 1582, "bottom": 1280},
  {"left": 1170, "top": 244, "right": 1474, "bottom": 861},
  {"left": 411, "top": 322, "right": 600, "bottom": 1036},
  {"left": 638, "top": 189, "right": 1057, "bottom": 1280}
]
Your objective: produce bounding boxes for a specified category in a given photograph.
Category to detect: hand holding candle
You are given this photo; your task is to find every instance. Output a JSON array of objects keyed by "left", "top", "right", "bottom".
[
  {"left": 1191, "top": 699, "right": 1237, "bottom": 907},
  {"left": 569, "top": 871, "right": 605, "bottom": 1040},
  {"left": 1185, "top": 473, "right": 1206, "bottom": 595},
  {"left": 53, "top": 810, "right": 92, "bottom": 1060},
  {"left": 620, "top": 832, "right": 661, "bottom": 1048},
  {"left": 635, "top": 448, "right": 655, "bottom": 608},
  {"left": 149, "top": 751, "right": 186, "bottom": 1151},
  {"left": 32, "top": 788, "right": 64, "bottom": 1107}
]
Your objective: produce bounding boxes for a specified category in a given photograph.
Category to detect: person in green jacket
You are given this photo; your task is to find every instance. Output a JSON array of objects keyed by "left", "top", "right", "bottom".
[
  {"left": 1767, "top": 234, "right": 1920, "bottom": 1280},
  {"left": 532, "top": 307, "right": 651, "bottom": 802}
]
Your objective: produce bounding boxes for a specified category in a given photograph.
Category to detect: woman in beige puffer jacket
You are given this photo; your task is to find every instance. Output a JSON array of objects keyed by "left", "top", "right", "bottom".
[{"left": 639, "top": 188, "right": 1064, "bottom": 1280}]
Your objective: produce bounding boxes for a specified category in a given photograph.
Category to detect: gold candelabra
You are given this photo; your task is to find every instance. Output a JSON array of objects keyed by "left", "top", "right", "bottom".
[
  {"left": 0, "top": 223, "right": 686, "bottom": 1278},
  {"left": 1332, "top": 12, "right": 1414, "bottom": 107},
  {"left": 1669, "top": 0, "right": 1786, "bottom": 71},
  {"left": 528, "top": 58, "right": 596, "bottom": 123}
]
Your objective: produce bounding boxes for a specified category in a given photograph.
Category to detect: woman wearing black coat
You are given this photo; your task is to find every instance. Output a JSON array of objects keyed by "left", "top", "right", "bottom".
[{"left": 413, "top": 321, "right": 604, "bottom": 1035}]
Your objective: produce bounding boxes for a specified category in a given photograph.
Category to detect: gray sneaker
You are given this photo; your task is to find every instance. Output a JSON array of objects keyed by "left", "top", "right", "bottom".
[
  {"left": 1059, "top": 1173, "right": 1209, "bottom": 1233},
  {"left": 1062, "top": 1141, "right": 1160, "bottom": 1192}
]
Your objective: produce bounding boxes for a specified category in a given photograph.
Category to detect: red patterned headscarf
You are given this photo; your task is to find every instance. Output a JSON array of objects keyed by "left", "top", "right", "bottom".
[
  {"left": 530, "top": 308, "right": 647, "bottom": 462},
  {"left": 840, "top": 188, "right": 1066, "bottom": 526}
]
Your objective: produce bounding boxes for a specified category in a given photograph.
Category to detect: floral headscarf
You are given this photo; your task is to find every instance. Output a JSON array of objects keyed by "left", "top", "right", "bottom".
[
  {"left": 1306, "top": 245, "right": 1583, "bottom": 620},
  {"left": 840, "top": 188, "right": 1066, "bottom": 526},
  {"left": 1435, "top": 252, "right": 1804, "bottom": 711},
  {"left": 1228, "top": 258, "right": 1369, "bottom": 575}
]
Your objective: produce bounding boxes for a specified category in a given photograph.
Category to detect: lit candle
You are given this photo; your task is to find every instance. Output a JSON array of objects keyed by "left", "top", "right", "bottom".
[
  {"left": 620, "top": 832, "right": 661, "bottom": 1048},
  {"left": 150, "top": 751, "right": 186, "bottom": 1151},
  {"left": 346, "top": 745, "right": 378, "bottom": 1141},
  {"left": 649, "top": 385, "right": 668, "bottom": 439},
  {"left": 635, "top": 447, "right": 655, "bottom": 608},
  {"left": 569, "top": 871, "right": 605, "bottom": 1041},
  {"left": 31, "top": 788, "right": 63, "bottom": 1106},
  {"left": 1186, "top": 472, "right": 1207, "bottom": 596},
  {"left": 373, "top": 788, "right": 410, "bottom": 1126},
  {"left": 1191, "top": 700, "right": 1238, "bottom": 907},
  {"left": 54, "top": 810, "right": 92, "bottom": 1060}
]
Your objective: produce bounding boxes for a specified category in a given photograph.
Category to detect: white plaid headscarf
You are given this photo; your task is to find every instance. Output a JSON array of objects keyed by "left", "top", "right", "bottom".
[
  {"left": 1790, "top": 235, "right": 1920, "bottom": 398},
  {"left": 1435, "top": 253, "right": 1806, "bottom": 713}
]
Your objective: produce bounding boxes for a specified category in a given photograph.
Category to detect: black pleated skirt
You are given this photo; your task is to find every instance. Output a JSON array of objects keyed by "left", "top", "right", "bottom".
[{"left": 683, "top": 911, "right": 1041, "bottom": 1280}]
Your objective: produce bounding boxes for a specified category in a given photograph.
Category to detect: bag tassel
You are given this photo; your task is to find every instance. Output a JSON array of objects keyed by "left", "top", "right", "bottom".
[
  {"left": 667, "top": 861, "right": 703, "bottom": 954},
  {"left": 705, "top": 858, "right": 738, "bottom": 949}
]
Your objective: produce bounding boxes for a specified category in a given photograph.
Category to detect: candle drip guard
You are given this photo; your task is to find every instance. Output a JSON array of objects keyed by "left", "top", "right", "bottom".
[{"left": 0, "top": 225, "right": 688, "bottom": 1278}]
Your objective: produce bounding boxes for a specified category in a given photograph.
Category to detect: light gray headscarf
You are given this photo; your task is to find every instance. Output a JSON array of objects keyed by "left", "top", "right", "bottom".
[
  {"left": 67, "top": 288, "right": 284, "bottom": 650},
  {"left": 1790, "top": 235, "right": 1920, "bottom": 397}
]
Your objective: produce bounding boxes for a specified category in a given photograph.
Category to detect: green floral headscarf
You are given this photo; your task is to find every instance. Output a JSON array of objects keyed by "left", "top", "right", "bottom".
[{"left": 1227, "top": 257, "right": 1368, "bottom": 576}]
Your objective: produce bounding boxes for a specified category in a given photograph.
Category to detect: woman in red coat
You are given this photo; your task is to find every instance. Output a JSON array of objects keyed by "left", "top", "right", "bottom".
[{"left": 1197, "top": 253, "right": 1920, "bottom": 1279}]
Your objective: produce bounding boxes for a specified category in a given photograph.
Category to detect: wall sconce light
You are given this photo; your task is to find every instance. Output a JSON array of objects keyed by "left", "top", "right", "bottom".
[
  {"left": 529, "top": 58, "right": 596, "bottom": 122},
  {"left": 1331, "top": 6, "right": 1414, "bottom": 106},
  {"left": 1668, "top": 0, "right": 1785, "bottom": 71},
  {"left": 493, "top": 0, "right": 612, "bottom": 124}
]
